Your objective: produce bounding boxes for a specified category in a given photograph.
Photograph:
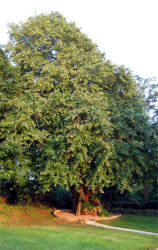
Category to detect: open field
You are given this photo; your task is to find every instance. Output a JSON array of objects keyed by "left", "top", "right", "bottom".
[{"left": 0, "top": 203, "right": 157, "bottom": 250}]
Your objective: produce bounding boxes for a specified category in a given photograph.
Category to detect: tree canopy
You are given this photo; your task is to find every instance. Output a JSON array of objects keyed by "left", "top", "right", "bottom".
[{"left": 0, "top": 12, "right": 157, "bottom": 214}]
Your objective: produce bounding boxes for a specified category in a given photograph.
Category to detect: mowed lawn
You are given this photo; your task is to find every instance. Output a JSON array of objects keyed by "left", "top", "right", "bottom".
[
  {"left": 100, "top": 214, "right": 158, "bottom": 233},
  {"left": 0, "top": 225, "right": 157, "bottom": 250},
  {"left": 0, "top": 203, "right": 157, "bottom": 250}
]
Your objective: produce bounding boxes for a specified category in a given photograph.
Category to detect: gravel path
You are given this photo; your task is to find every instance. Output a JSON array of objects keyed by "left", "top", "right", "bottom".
[{"left": 86, "top": 220, "right": 158, "bottom": 236}]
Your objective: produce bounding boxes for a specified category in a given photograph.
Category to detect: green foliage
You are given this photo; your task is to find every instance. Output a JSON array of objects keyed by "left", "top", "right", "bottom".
[
  {"left": 2, "top": 12, "right": 114, "bottom": 194},
  {"left": 81, "top": 201, "right": 95, "bottom": 211},
  {"left": 0, "top": 12, "right": 157, "bottom": 207},
  {"left": 40, "top": 88, "right": 113, "bottom": 193},
  {"left": 99, "top": 209, "right": 110, "bottom": 217},
  {"left": 81, "top": 201, "right": 110, "bottom": 216}
]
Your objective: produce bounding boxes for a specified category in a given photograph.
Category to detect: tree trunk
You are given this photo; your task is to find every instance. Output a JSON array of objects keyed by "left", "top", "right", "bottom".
[
  {"left": 72, "top": 186, "right": 93, "bottom": 216},
  {"left": 75, "top": 188, "right": 82, "bottom": 216},
  {"left": 144, "top": 183, "right": 149, "bottom": 202},
  {"left": 76, "top": 199, "right": 81, "bottom": 216},
  {"left": 72, "top": 190, "right": 78, "bottom": 213}
]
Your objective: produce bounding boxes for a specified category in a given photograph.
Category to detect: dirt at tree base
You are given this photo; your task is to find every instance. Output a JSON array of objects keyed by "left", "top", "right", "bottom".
[{"left": 54, "top": 209, "right": 121, "bottom": 223}]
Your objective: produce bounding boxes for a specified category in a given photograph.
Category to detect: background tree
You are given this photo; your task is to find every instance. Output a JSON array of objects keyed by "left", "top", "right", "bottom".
[
  {"left": 138, "top": 78, "right": 158, "bottom": 203},
  {"left": 102, "top": 77, "right": 158, "bottom": 210}
]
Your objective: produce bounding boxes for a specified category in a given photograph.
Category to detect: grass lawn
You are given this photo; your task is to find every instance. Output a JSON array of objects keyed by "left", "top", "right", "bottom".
[
  {"left": 0, "top": 202, "right": 157, "bottom": 250},
  {"left": 99, "top": 214, "right": 158, "bottom": 233},
  {"left": 0, "top": 224, "right": 157, "bottom": 250}
]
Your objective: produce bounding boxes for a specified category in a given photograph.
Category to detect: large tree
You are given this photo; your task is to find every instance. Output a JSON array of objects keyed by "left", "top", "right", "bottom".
[
  {"left": 0, "top": 48, "right": 21, "bottom": 184},
  {"left": 0, "top": 12, "right": 155, "bottom": 215}
]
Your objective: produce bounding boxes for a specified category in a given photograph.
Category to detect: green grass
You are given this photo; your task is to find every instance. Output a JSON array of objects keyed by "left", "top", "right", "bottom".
[
  {"left": 99, "top": 214, "right": 158, "bottom": 233},
  {"left": 0, "top": 202, "right": 157, "bottom": 250},
  {"left": 0, "top": 225, "right": 157, "bottom": 250}
]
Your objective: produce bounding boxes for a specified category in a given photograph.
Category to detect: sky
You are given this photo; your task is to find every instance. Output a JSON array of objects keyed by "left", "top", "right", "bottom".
[{"left": 0, "top": 0, "right": 158, "bottom": 79}]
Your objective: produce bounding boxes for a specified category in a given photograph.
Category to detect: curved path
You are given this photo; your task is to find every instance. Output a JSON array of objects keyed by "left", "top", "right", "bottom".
[
  {"left": 87, "top": 220, "right": 158, "bottom": 236},
  {"left": 54, "top": 210, "right": 158, "bottom": 236}
]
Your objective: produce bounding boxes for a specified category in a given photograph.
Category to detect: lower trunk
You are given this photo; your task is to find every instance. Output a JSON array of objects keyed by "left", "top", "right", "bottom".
[
  {"left": 76, "top": 199, "right": 81, "bottom": 216},
  {"left": 72, "top": 190, "right": 78, "bottom": 213},
  {"left": 144, "top": 183, "right": 149, "bottom": 202},
  {"left": 73, "top": 186, "right": 93, "bottom": 216},
  {"left": 73, "top": 188, "right": 82, "bottom": 216}
]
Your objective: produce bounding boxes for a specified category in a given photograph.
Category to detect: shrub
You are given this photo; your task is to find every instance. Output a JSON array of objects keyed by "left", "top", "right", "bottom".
[
  {"left": 82, "top": 201, "right": 95, "bottom": 211},
  {"left": 0, "top": 196, "right": 7, "bottom": 204},
  {"left": 99, "top": 209, "right": 110, "bottom": 217}
]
